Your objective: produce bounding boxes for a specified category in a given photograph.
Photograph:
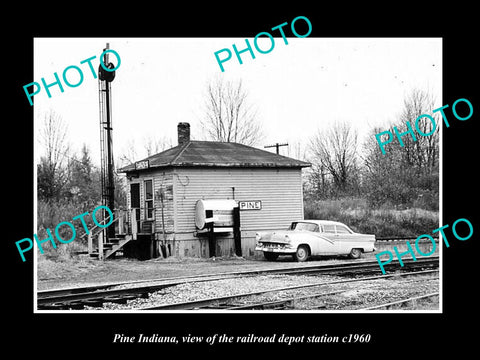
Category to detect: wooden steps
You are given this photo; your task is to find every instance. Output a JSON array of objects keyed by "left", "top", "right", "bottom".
[
  {"left": 87, "top": 208, "right": 142, "bottom": 260},
  {"left": 89, "top": 234, "right": 133, "bottom": 259}
]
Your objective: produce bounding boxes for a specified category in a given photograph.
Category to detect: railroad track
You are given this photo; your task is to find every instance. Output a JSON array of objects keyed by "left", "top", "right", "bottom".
[
  {"left": 144, "top": 268, "right": 439, "bottom": 310},
  {"left": 359, "top": 292, "right": 440, "bottom": 310},
  {"left": 37, "top": 256, "right": 439, "bottom": 310},
  {"left": 376, "top": 237, "right": 439, "bottom": 241}
]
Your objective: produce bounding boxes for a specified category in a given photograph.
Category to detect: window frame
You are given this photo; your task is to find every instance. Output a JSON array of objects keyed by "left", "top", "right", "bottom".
[
  {"left": 322, "top": 224, "right": 336, "bottom": 234},
  {"left": 144, "top": 178, "right": 154, "bottom": 220},
  {"left": 334, "top": 224, "right": 353, "bottom": 234}
]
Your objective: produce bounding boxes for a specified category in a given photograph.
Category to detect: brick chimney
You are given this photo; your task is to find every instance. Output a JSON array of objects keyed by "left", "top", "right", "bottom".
[{"left": 177, "top": 122, "right": 190, "bottom": 146}]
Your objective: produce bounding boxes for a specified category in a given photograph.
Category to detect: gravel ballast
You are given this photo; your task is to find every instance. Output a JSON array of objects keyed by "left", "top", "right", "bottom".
[{"left": 84, "top": 272, "right": 439, "bottom": 311}]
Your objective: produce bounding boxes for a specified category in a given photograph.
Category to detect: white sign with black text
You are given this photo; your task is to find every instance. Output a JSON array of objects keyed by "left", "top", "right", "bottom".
[{"left": 238, "top": 200, "right": 262, "bottom": 211}]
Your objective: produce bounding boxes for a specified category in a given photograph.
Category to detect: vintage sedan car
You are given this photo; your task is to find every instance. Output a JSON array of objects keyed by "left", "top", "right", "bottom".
[{"left": 255, "top": 220, "right": 376, "bottom": 262}]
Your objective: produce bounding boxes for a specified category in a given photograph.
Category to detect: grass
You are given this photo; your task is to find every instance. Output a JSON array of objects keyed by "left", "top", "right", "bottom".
[
  {"left": 304, "top": 197, "right": 439, "bottom": 238},
  {"left": 36, "top": 200, "right": 99, "bottom": 262}
]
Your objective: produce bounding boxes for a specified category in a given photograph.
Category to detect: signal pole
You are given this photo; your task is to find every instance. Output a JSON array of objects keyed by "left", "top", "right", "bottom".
[{"left": 98, "top": 43, "right": 117, "bottom": 239}]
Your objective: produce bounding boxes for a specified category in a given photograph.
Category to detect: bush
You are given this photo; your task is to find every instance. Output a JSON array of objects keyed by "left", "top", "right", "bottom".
[
  {"left": 304, "top": 197, "right": 439, "bottom": 237},
  {"left": 36, "top": 199, "right": 102, "bottom": 260}
]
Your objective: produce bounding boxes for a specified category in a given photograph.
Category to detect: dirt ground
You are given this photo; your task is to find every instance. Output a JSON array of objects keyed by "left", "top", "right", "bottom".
[{"left": 37, "top": 253, "right": 380, "bottom": 291}]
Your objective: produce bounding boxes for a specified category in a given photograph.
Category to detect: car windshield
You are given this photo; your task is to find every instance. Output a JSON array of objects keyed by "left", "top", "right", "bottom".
[{"left": 291, "top": 222, "right": 319, "bottom": 232}]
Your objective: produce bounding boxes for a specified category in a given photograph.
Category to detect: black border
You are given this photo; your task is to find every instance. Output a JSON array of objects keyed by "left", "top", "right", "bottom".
[{"left": 7, "top": 5, "right": 479, "bottom": 355}]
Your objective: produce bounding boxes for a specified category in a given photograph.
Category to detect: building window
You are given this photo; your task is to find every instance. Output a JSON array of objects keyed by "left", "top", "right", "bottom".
[{"left": 144, "top": 179, "right": 154, "bottom": 220}]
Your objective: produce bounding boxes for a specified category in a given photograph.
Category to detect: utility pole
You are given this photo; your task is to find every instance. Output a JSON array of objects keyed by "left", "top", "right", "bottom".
[{"left": 264, "top": 142, "right": 288, "bottom": 155}]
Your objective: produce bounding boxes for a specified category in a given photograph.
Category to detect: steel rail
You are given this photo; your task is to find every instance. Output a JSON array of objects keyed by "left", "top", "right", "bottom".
[
  {"left": 38, "top": 261, "right": 369, "bottom": 299},
  {"left": 303, "top": 275, "right": 441, "bottom": 310},
  {"left": 38, "top": 255, "right": 439, "bottom": 298},
  {"left": 358, "top": 292, "right": 440, "bottom": 310},
  {"left": 375, "top": 237, "right": 439, "bottom": 241},
  {"left": 143, "top": 269, "right": 439, "bottom": 310},
  {"left": 37, "top": 256, "right": 439, "bottom": 310},
  {"left": 226, "top": 289, "right": 348, "bottom": 310},
  {"left": 38, "top": 260, "right": 377, "bottom": 298}
]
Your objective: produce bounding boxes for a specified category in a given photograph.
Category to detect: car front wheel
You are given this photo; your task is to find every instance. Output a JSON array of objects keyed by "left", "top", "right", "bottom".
[{"left": 293, "top": 245, "right": 309, "bottom": 262}]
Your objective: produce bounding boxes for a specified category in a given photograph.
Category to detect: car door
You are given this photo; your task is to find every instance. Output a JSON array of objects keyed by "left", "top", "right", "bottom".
[
  {"left": 313, "top": 224, "right": 339, "bottom": 255},
  {"left": 294, "top": 223, "right": 331, "bottom": 255},
  {"left": 334, "top": 224, "right": 355, "bottom": 254}
]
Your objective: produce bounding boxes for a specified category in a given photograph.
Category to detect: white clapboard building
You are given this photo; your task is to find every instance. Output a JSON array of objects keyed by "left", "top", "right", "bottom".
[{"left": 117, "top": 122, "right": 310, "bottom": 259}]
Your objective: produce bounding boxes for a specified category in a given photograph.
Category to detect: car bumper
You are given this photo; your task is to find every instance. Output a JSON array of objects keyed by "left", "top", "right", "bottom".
[{"left": 255, "top": 244, "right": 295, "bottom": 253}]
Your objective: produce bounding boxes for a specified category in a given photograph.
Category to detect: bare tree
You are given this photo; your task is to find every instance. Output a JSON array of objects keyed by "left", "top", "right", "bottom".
[
  {"left": 288, "top": 141, "right": 308, "bottom": 161},
  {"left": 361, "top": 89, "right": 439, "bottom": 209},
  {"left": 118, "top": 135, "right": 173, "bottom": 168},
  {"left": 309, "top": 122, "right": 359, "bottom": 195},
  {"left": 201, "top": 78, "right": 264, "bottom": 146},
  {"left": 118, "top": 139, "right": 138, "bottom": 168},
  {"left": 143, "top": 135, "right": 172, "bottom": 156},
  {"left": 398, "top": 88, "right": 439, "bottom": 171},
  {"left": 37, "top": 110, "right": 71, "bottom": 200}
]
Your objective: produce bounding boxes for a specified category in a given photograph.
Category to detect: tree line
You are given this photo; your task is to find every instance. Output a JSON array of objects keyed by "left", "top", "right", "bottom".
[
  {"left": 305, "top": 88, "right": 439, "bottom": 210},
  {"left": 200, "top": 80, "right": 439, "bottom": 210},
  {"left": 37, "top": 111, "right": 126, "bottom": 213},
  {"left": 37, "top": 82, "right": 439, "bottom": 216}
]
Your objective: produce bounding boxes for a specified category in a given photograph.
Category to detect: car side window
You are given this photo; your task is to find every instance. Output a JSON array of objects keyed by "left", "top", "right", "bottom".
[
  {"left": 335, "top": 225, "right": 352, "bottom": 234},
  {"left": 323, "top": 225, "right": 336, "bottom": 233}
]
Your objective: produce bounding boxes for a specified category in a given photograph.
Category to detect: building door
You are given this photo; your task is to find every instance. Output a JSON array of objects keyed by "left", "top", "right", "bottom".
[{"left": 130, "top": 183, "right": 141, "bottom": 232}]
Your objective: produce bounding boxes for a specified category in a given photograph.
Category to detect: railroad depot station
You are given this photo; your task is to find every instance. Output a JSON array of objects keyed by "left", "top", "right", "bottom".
[{"left": 91, "top": 122, "right": 311, "bottom": 260}]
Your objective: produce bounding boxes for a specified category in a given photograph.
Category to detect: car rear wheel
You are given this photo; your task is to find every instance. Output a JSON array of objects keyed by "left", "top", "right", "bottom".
[
  {"left": 264, "top": 252, "right": 279, "bottom": 261},
  {"left": 349, "top": 248, "right": 362, "bottom": 259},
  {"left": 293, "top": 245, "right": 309, "bottom": 262}
]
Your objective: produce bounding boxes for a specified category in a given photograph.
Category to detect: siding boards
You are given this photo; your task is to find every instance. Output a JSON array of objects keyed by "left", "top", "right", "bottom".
[
  {"left": 173, "top": 167, "right": 304, "bottom": 234},
  {"left": 127, "top": 171, "right": 175, "bottom": 235},
  {"left": 153, "top": 171, "right": 174, "bottom": 235}
]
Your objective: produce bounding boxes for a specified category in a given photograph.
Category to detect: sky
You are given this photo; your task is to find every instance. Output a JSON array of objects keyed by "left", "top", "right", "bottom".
[{"left": 33, "top": 37, "right": 442, "bottom": 166}]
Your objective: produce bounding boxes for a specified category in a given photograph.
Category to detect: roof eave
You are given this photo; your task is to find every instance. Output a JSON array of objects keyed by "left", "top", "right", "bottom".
[{"left": 119, "top": 162, "right": 311, "bottom": 173}]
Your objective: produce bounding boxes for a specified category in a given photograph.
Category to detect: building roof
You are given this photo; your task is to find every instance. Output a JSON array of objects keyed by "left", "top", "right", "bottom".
[{"left": 118, "top": 140, "right": 311, "bottom": 172}]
